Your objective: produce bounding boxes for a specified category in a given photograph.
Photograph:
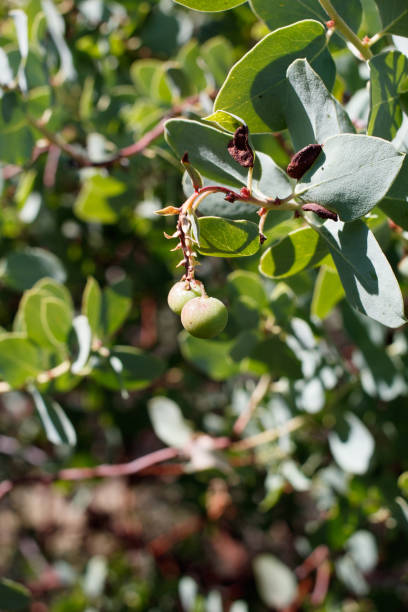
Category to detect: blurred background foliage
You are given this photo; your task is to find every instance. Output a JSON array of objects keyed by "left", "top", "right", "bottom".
[{"left": 1, "top": 0, "right": 408, "bottom": 610}]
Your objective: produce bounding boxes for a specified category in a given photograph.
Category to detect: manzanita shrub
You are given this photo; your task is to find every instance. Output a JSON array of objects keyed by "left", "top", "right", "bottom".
[{"left": 2, "top": 0, "right": 408, "bottom": 609}]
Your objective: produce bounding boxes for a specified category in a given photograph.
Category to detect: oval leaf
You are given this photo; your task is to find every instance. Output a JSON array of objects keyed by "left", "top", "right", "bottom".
[
  {"left": 82, "top": 277, "right": 102, "bottom": 337},
  {"left": 0, "top": 247, "right": 66, "bottom": 291},
  {"left": 329, "top": 412, "right": 374, "bottom": 475},
  {"left": 197, "top": 216, "right": 260, "bottom": 257},
  {"left": 166, "top": 119, "right": 251, "bottom": 188},
  {"left": 376, "top": 0, "right": 408, "bottom": 36},
  {"left": 250, "top": 0, "right": 362, "bottom": 43},
  {"left": 314, "top": 219, "right": 405, "bottom": 328},
  {"left": 311, "top": 265, "right": 345, "bottom": 319},
  {"left": 368, "top": 51, "right": 408, "bottom": 140},
  {"left": 101, "top": 277, "right": 132, "bottom": 337},
  {"left": 253, "top": 555, "right": 297, "bottom": 609},
  {"left": 31, "top": 387, "right": 77, "bottom": 447},
  {"left": 260, "top": 226, "right": 329, "bottom": 278},
  {"left": 179, "top": 331, "right": 239, "bottom": 381},
  {"left": 213, "top": 20, "right": 335, "bottom": 133},
  {"left": 42, "top": 297, "right": 72, "bottom": 345},
  {"left": 286, "top": 58, "right": 354, "bottom": 150},
  {"left": 75, "top": 175, "right": 126, "bottom": 224},
  {"left": 71, "top": 315, "right": 92, "bottom": 375},
  {"left": 0, "top": 334, "right": 42, "bottom": 388},
  {"left": 148, "top": 397, "right": 193, "bottom": 448},
  {"left": 296, "top": 134, "right": 405, "bottom": 221}
]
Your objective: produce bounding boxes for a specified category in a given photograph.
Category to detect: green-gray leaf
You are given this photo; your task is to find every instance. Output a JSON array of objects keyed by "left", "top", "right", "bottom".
[
  {"left": 0, "top": 334, "right": 42, "bottom": 388},
  {"left": 101, "top": 277, "right": 132, "bottom": 337},
  {"left": 313, "top": 219, "right": 405, "bottom": 328},
  {"left": 227, "top": 270, "right": 267, "bottom": 305},
  {"left": 148, "top": 397, "right": 193, "bottom": 448},
  {"left": 260, "top": 226, "right": 330, "bottom": 278},
  {"left": 71, "top": 315, "right": 92, "bottom": 375},
  {"left": 91, "top": 346, "right": 164, "bottom": 391},
  {"left": 253, "top": 555, "right": 297, "bottom": 609},
  {"left": 342, "top": 304, "right": 406, "bottom": 401},
  {"left": 165, "top": 119, "right": 250, "bottom": 188},
  {"left": 241, "top": 336, "right": 302, "bottom": 378},
  {"left": 0, "top": 247, "right": 66, "bottom": 291},
  {"left": 201, "top": 36, "right": 234, "bottom": 87},
  {"left": 31, "top": 388, "right": 77, "bottom": 446},
  {"left": 42, "top": 297, "right": 72, "bottom": 346},
  {"left": 379, "top": 198, "right": 408, "bottom": 230},
  {"left": 329, "top": 411, "right": 374, "bottom": 475},
  {"left": 368, "top": 51, "right": 408, "bottom": 140},
  {"left": 296, "top": 134, "right": 405, "bottom": 221},
  {"left": 20, "top": 288, "right": 59, "bottom": 349},
  {"left": 213, "top": 20, "right": 335, "bottom": 133},
  {"left": 379, "top": 155, "right": 408, "bottom": 227},
  {"left": 179, "top": 331, "right": 239, "bottom": 380},
  {"left": 177, "top": 41, "right": 207, "bottom": 93},
  {"left": 376, "top": 0, "right": 408, "bottom": 36},
  {"left": 249, "top": 0, "right": 362, "bottom": 45},
  {"left": 286, "top": 59, "right": 354, "bottom": 150},
  {"left": 15, "top": 279, "right": 72, "bottom": 349},
  {"left": 197, "top": 216, "right": 260, "bottom": 257},
  {"left": 177, "top": 130, "right": 292, "bottom": 218},
  {"left": 183, "top": 175, "right": 258, "bottom": 220}
]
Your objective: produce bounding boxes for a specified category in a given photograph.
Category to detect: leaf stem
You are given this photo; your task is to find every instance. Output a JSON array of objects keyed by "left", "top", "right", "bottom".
[
  {"left": 0, "top": 417, "right": 308, "bottom": 501},
  {"left": 231, "top": 416, "right": 305, "bottom": 451},
  {"left": 0, "top": 446, "right": 181, "bottom": 501},
  {"left": 195, "top": 185, "right": 299, "bottom": 211},
  {"left": 318, "top": 0, "right": 373, "bottom": 59}
]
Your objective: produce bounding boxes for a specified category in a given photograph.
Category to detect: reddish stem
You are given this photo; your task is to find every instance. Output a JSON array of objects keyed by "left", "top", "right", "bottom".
[
  {"left": 43, "top": 144, "right": 61, "bottom": 188},
  {"left": 0, "top": 447, "right": 180, "bottom": 501}
]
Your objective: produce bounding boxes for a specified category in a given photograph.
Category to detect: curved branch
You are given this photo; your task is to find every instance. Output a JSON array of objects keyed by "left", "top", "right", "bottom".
[{"left": 0, "top": 446, "right": 180, "bottom": 501}]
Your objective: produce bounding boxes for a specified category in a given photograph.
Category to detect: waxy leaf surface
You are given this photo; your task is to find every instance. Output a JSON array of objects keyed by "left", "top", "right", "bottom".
[
  {"left": 0, "top": 335, "right": 42, "bottom": 388},
  {"left": 32, "top": 388, "right": 77, "bottom": 447},
  {"left": 260, "top": 226, "right": 329, "bottom": 278},
  {"left": 376, "top": 0, "right": 408, "bottom": 36},
  {"left": 286, "top": 59, "right": 354, "bottom": 150},
  {"left": 198, "top": 217, "right": 260, "bottom": 257},
  {"left": 311, "top": 265, "right": 344, "bottom": 319},
  {"left": 314, "top": 219, "right": 405, "bottom": 328},
  {"left": 296, "top": 134, "right": 405, "bottom": 221},
  {"left": 213, "top": 20, "right": 335, "bottom": 133},
  {"left": 249, "top": 0, "right": 362, "bottom": 43},
  {"left": 368, "top": 51, "right": 408, "bottom": 140}
]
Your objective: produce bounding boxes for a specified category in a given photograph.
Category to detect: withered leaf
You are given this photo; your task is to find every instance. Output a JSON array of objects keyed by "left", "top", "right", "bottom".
[
  {"left": 302, "top": 202, "right": 338, "bottom": 221},
  {"left": 227, "top": 125, "right": 254, "bottom": 168},
  {"left": 155, "top": 206, "right": 181, "bottom": 216},
  {"left": 287, "top": 143, "right": 322, "bottom": 180}
]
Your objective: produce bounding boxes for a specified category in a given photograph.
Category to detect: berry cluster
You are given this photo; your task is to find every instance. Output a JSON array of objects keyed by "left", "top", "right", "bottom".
[{"left": 168, "top": 281, "right": 228, "bottom": 339}]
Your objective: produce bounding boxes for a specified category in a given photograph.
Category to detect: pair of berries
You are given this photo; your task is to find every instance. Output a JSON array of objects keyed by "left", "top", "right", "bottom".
[{"left": 167, "top": 282, "right": 228, "bottom": 339}]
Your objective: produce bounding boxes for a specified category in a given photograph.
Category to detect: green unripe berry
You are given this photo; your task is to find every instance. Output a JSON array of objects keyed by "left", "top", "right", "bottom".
[
  {"left": 181, "top": 296, "right": 228, "bottom": 339},
  {"left": 167, "top": 281, "right": 202, "bottom": 315}
]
